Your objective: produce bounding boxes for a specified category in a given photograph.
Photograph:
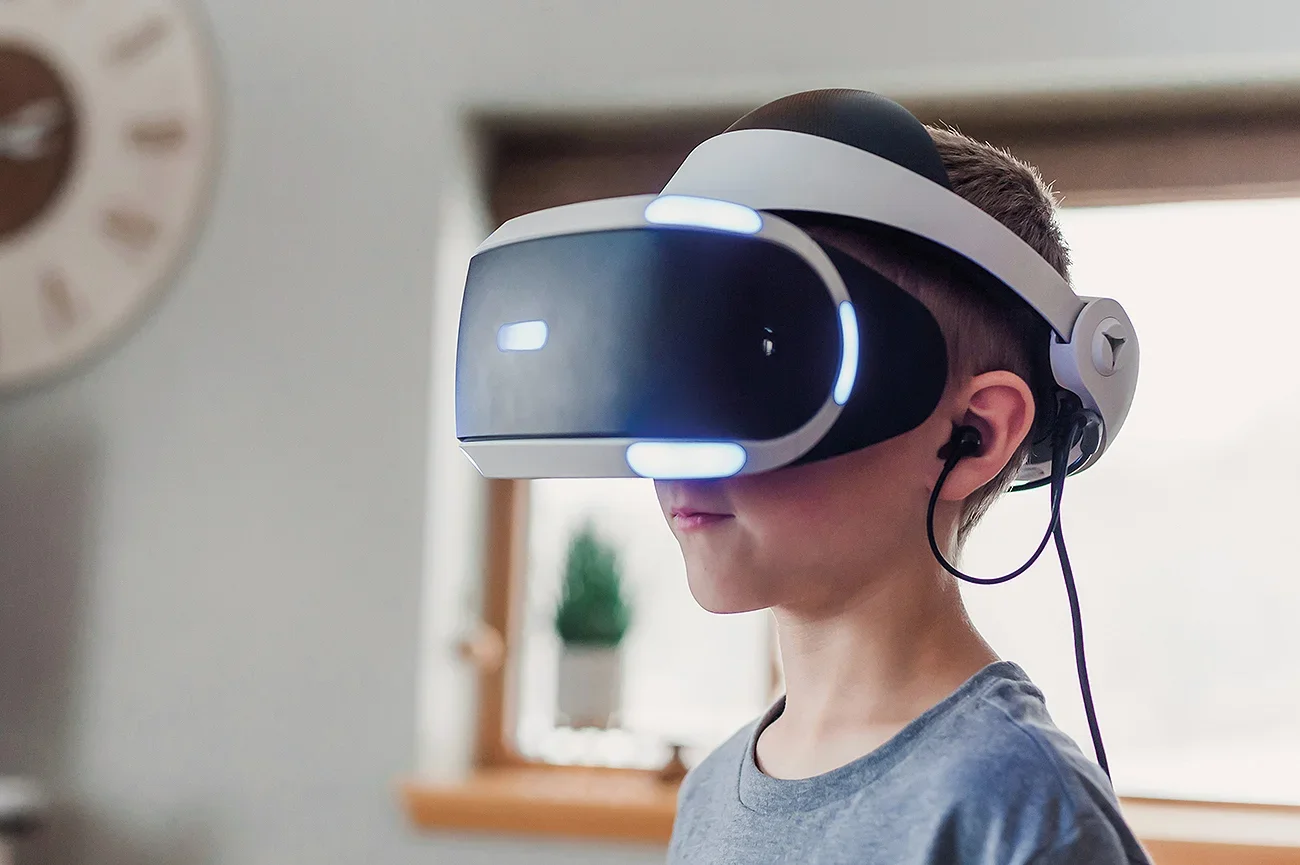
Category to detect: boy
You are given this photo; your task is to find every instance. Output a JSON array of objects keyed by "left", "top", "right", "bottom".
[{"left": 659, "top": 122, "right": 1151, "bottom": 863}]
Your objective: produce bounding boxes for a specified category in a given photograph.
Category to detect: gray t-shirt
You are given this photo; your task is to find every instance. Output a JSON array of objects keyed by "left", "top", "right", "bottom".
[{"left": 669, "top": 662, "right": 1151, "bottom": 865}]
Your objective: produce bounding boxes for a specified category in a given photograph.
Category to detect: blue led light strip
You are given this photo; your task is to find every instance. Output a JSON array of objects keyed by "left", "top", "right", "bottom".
[
  {"left": 834, "top": 301, "right": 859, "bottom": 405},
  {"left": 626, "top": 441, "right": 748, "bottom": 479}
]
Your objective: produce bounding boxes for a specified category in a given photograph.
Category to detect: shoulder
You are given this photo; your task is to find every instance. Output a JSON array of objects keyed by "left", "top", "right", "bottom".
[
  {"left": 911, "top": 669, "right": 1149, "bottom": 864},
  {"left": 955, "top": 672, "right": 1113, "bottom": 812}
]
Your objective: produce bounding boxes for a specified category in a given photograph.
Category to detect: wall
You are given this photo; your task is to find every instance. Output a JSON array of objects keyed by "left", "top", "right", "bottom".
[{"left": 0, "top": 0, "right": 1297, "bottom": 863}]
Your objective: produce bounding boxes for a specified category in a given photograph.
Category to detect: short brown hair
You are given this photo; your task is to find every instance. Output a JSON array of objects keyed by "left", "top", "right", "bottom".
[{"left": 799, "top": 125, "right": 1071, "bottom": 544}]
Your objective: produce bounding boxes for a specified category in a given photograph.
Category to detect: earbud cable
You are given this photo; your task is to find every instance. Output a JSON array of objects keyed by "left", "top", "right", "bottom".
[
  {"left": 925, "top": 418, "right": 1111, "bottom": 778},
  {"left": 925, "top": 438, "right": 1067, "bottom": 587},
  {"left": 1054, "top": 516, "right": 1110, "bottom": 776}
]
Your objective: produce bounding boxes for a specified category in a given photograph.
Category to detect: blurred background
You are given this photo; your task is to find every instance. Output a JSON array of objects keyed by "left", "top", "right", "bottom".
[{"left": 1, "top": 1, "right": 1299, "bottom": 863}]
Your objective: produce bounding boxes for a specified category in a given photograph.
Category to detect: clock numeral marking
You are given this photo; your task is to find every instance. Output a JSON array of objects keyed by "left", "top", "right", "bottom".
[
  {"left": 103, "top": 208, "right": 159, "bottom": 252},
  {"left": 128, "top": 117, "right": 187, "bottom": 152},
  {"left": 106, "top": 16, "right": 170, "bottom": 67},
  {"left": 40, "top": 270, "right": 77, "bottom": 333}
]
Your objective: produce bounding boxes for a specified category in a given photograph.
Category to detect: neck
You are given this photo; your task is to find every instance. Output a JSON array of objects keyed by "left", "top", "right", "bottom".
[{"left": 771, "top": 554, "right": 997, "bottom": 743}]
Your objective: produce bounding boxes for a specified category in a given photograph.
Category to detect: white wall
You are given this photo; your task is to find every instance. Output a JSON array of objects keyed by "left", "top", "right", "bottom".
[{"left": 1, "top": 0, "right": 1297, "bottom": 863}]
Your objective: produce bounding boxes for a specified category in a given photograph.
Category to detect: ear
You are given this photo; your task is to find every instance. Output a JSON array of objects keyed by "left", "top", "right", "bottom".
[{"left": 934, "top": 371, "right": 1036, "bottom": 502}]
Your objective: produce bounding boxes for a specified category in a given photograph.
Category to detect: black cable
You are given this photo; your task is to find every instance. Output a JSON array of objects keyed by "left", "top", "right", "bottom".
[
  {"left": 926, "top": 414, "right": 1112, "bottom": 778},
  {"left": 1054, "top": 518, "right": 1110, "bottom": 777},
  {"left": 925, "top": 429, "right": 1069, "bottom": 586}
]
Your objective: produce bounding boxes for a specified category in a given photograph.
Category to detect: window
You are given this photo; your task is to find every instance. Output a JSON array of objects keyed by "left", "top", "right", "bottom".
[
  {"left": 962, "top": 196, "right": 1300, "bottom": 807},
  {"left": 468, "top": 94, "right": 1300, "bottom": 814}
]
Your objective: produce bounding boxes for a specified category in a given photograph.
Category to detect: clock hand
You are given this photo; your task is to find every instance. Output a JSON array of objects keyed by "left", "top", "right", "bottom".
[{"left": 0, "top": 98, "right": 67, "bottom": 160}]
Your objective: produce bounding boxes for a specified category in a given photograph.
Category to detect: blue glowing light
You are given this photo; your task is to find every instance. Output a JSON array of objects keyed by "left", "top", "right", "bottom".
[
  {"left": 625, "top": 441, "right": 748, "bottom": 479},
  {"left": 497, "top": 319, "right": 549, "bottom": 352},
  {"left": 643, "top": 195, "right": 763, "bottom": 235},
  {"left": 834, "top": 301, "right": 859, "bottom": 405}
]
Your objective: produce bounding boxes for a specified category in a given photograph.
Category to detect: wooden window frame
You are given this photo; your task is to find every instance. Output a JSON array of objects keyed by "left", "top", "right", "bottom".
[{"left": 405, "top": 86, "right": 1300, "bottom": 859}]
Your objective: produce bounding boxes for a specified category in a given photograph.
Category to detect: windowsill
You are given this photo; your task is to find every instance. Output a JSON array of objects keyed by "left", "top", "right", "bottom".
[
  {"left": 402, "top": 766, "right": 678, "bottom": 845},
  {"left": 403, "top": 768, "right": 1300, "bottom": 861}
]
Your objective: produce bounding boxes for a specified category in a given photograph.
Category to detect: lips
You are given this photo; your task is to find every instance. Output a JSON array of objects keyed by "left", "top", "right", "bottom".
[{"left": 670, "top": 507, "right": 734, "bottom": 532}]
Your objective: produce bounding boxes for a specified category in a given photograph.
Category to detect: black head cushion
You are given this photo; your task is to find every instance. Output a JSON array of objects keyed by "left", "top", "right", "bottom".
[{"left": 726, "top": 89, "right": 952, "bottom": 190}]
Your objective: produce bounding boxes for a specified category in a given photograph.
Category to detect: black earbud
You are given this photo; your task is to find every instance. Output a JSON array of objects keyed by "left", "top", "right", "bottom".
[{"left": 937, "top": 425, "right": 982, "bottom": 462}]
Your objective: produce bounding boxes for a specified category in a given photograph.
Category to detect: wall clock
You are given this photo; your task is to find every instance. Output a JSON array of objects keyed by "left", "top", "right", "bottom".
[{"left": 0, "top": 0, "right": 218, "bottom": 392}]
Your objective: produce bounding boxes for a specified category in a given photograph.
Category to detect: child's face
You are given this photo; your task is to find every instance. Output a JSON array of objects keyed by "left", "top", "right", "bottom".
[{"left": 655, "top": 407, "right": 952, "bottom": 616}]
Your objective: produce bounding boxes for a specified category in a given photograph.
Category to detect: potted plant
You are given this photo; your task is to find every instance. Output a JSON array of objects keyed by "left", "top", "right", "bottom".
[{"left": 554, "top": 524, "right": 632, "bottom": 729}]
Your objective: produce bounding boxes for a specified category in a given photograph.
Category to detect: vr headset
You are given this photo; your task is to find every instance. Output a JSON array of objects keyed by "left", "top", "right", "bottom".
[{"left": 454, "top": 90, "right": 1139, "bottom": 485}]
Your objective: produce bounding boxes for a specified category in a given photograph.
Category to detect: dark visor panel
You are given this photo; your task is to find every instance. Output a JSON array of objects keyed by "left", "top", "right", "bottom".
[{"left": 456, "top": 228, "right": 841, "bottom": 442}]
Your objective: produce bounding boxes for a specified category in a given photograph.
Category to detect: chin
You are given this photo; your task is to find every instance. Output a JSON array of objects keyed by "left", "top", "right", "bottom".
[{"left": 683, "top": 560, "right": 772, "bottom": 615}]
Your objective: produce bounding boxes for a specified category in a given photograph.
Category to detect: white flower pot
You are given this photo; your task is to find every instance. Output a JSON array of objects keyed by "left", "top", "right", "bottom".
[{"left": 556, "top": 644, "right": 624, "bottom": 729}]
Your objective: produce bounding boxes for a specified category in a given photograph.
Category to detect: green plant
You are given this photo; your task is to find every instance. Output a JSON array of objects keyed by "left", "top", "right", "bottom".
[{"left": 554, "top": 524, "right": 631, "bottom": 647}]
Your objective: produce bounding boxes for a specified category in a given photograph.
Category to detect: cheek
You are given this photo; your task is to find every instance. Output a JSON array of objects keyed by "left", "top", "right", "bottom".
[
  {"left": 665, "top": 437, "right": 933, "bottom": 613},
  {"left": 729, "top": 446, "right": 921, "bottom": 554},
  {"left": 719, "top": 468, "right": 858, "bottom": 584},
  {"left": 730, "top": 456, "right": 872, "bottom": 525}
]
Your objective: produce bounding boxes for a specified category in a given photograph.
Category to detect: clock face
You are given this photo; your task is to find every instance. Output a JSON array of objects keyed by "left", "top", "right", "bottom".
[{"left": 0, "top": 0, "right": 217, "bottom": 392}]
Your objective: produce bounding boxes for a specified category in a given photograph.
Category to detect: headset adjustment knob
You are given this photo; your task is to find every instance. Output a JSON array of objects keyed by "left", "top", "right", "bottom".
[{"left": 1091, "top": 317, "right": 1130, "bottom": 377}]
